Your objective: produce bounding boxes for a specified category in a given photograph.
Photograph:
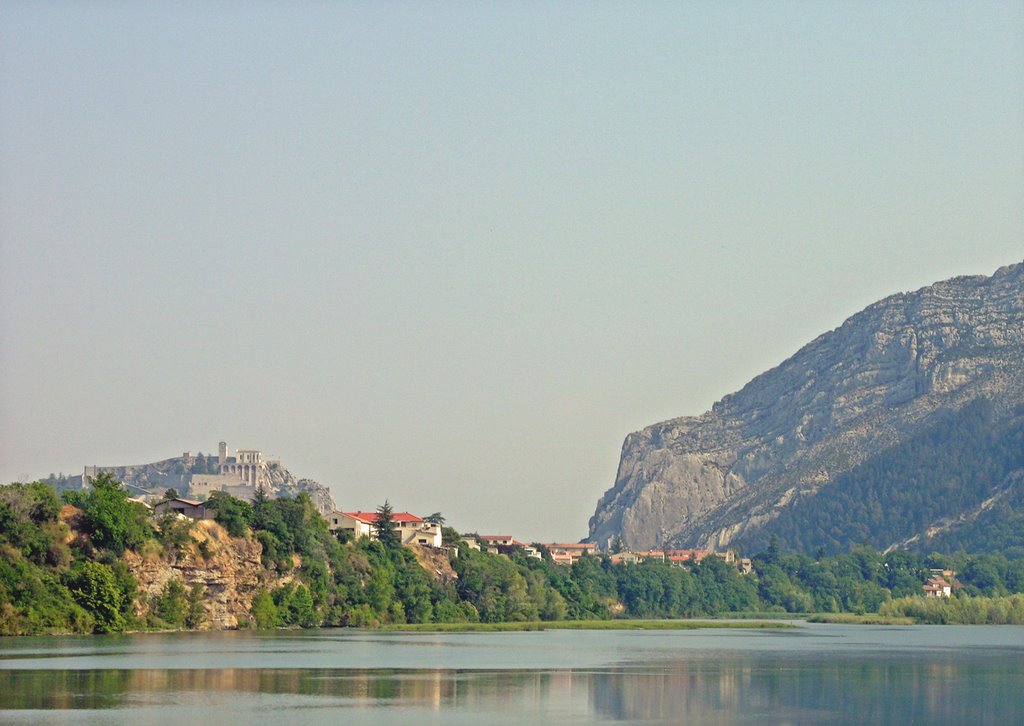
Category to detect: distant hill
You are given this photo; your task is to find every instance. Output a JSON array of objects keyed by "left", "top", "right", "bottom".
[
  {"left": 38, "top": 445, "right": 336, "bottom": 516},
  {"left": 588, "top": 261, "right": 1024, "bottom": 555}
]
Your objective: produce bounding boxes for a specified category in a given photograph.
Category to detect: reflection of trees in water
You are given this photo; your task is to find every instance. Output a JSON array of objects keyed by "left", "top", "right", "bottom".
[
  {"left": 0, "top": 668, "right": 456, "bottom": 710},
  {"left": 1, "top": 656, "right": 1021, "bottom": 722},
  {"left": 0, "top": 667, "right": 572, "bottom": 713},
  {"left": 587, "top": 654, "right": 1020, "bottom": 724}
]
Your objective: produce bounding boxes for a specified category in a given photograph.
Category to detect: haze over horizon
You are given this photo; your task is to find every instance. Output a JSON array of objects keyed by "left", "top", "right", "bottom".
[{"left": 2, "top": 3, "right": 1022, "bottom": 542}]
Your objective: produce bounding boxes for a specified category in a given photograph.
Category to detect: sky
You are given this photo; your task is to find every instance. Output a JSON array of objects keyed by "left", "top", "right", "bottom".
[{"left": 1, "top": 2, "right": 1022, "bottom": 542}]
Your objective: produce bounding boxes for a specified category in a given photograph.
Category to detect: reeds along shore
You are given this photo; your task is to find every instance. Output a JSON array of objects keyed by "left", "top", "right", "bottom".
[{"left": 375, "top": 619, "right": 797, "bottom": 632}]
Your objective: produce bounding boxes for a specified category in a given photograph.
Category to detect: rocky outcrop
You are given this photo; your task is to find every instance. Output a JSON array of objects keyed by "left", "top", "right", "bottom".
[
  {"left": 49, "top": 458, "right": 191, "bottom": 494},
  {"left": 44, "top": 451, "right": 337, "bottom": 515},
  {"left": 409, "top": 543, "right": 458, "bottom": 586},
  {"left": 279, "top": 478, "right": 336, "bottom": 517},
  {"left": 588, "top": 261, "right": 1024, "bottom": 551},
  {"left": 125, "top": 520, "right": 285, "bottom": 629}
]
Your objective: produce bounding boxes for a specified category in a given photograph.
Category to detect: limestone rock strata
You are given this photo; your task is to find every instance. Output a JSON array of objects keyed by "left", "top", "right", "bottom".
[
  {"left": 126, "top": 520, "right": 288, "bottom": 630},
  {"left": 588, "top": 261, "right": 1024, "bottom": 550}
]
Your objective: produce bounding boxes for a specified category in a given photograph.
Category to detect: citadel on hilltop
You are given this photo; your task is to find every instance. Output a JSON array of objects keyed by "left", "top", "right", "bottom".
[
  {"left": 68, "top": 441, "right": 336, "bottom": 515},
  {"left": 187, "top": 442, "right": 275, "bottom": 500}
]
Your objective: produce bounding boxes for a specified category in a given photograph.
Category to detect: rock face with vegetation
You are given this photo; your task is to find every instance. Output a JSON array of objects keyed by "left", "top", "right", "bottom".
[
  {"left": 123, "top": 519, "right": 273, "bottom": 630},
  {"left": 4, "top": 477, "right": 1024, "bottom": 634},
  {"left": 588, "top": 262, "right": 1024, "bottom": 554}
]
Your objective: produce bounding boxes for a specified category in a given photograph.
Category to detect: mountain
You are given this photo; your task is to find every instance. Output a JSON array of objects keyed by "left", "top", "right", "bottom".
[{"left": 588, "top": 261, "right": 1024, "bottom": 555}]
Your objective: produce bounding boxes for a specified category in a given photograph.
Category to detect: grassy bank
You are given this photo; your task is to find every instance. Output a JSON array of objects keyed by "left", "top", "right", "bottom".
[
  {"left": 709, "top": 611, "right": 807, "bottom": 620},
  {"left": 375, "top": 619, "right": 797, "bottom": 633},
  {"left": 805, "top": 613, "right": 915, "bottom": 625},
  {"left": 879, "top": 593, "right": 1024, "bottom": 624}
]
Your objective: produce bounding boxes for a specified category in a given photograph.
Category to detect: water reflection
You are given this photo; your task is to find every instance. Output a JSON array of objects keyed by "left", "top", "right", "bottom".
[
  {"left": 587, "top": 654, "right": 1019, "bottom": 724},
  {"left": 2, "top": 652, "right": 1021, "bottom": 724},
  {"left": 2, "top": 628, "right": 1023, "bottom": 724}
]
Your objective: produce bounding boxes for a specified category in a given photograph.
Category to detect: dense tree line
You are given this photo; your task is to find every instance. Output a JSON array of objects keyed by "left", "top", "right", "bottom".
[
  {"left": 879, "top": 593, "right": 1024, "bottom": 624},
  {"left": 0, "top": 475, "right": 144, "bottom": 634},
  {"left": 2, "top": 478, "right": 1024, "bottom": 635},
  {"left": 742, "top": 399, "right": 1024, "bottom": 556},
  {"left": 924, "top": 481, "right": 1024, "bottom": 559}
]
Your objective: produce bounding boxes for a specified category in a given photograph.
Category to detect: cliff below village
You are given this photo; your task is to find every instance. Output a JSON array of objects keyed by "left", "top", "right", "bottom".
[
  {"left": 588, "top": 261, "right": 1024, "bottom": 555},
  {"left": 123, "top": 519, "right": 279, "bottom": 630}
]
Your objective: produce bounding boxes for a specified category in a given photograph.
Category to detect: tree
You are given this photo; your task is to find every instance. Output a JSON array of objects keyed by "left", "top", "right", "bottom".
[
  {"left": 374, "top": 500, "right": 401, "bottom": 549},
  {"left": 273, "top": 582, "right": 318, "bottom": 628},
  {"left": 81, "top": 471, "right": 152, "bottom": 554},
  {"left": 250, "top": 589, "right": 278, "bottom": 629},
  {"left": 766, "top": 534, "right": 781, "bottom": 565},
  {"left": 154, "top": 579, "right": 188, "bottom": 627},
  {"left": 162, "top": 488, "right": 179, "bottom": 501},
  {"left": 424, "top": 512, "right": 446, "bottom": 526},
  {"left": 186, "top": 584, "right": 206, "bottom": 629},
  {"left": 251, "top": 486, "right": 275, "bottom": 538},
  {"left": 67, "top": 561, "right": 127, "bottom": 633},
  {"left": 205, "top": 491, "right": 252, "bottom": 537}
]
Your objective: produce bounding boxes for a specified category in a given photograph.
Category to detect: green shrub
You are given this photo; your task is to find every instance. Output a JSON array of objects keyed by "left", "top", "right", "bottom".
[
  {"left": 66, "top": 561, "right": 127, "bottom": 633},
  {"left": 250, "top": 589, "right": 278, "bottom": 629}
]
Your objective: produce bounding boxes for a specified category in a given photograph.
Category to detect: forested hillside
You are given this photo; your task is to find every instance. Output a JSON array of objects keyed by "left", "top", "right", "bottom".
[
  {"left": 739, "top": 399, "right": 1024, "bottom": 556},
  {"left": 2, "top": 477, "right": 1023, "bottom": 635}
]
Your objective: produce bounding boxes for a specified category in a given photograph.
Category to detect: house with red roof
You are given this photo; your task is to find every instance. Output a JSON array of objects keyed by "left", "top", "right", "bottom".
[
  {"left": 327, "top": 511, "right": 441, "bottom": 547},
  {"left": 923, "top": 576, "right": 953, "bottom": 598},
  {"left": 469, "top": 535, "right": 542, "bottom": 559},
  {"left": 606, "top": 548, "right": 732, "bottom": 567},
  {"left": 545, "top": 543, "right": 594, "bottom": 566},
  {"left": 922, "top": 568, "right": 958, "bottom": 598}
]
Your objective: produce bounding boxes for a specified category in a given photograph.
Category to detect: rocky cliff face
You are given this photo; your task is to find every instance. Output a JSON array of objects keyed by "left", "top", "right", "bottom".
[
  {"left": 279, "top": 478, "right": 336, "bottom": 517},
  {"left": 588, "top": 262, "right": 1024, "bottom": 551},
  {"left": 125, "top": 519, "right": 288, "bottom": 629}
]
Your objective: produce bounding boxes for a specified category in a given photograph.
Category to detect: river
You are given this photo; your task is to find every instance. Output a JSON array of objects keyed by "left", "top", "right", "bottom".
[{"left": 1, "top": 623, "right": 1021, "bottom": 724}]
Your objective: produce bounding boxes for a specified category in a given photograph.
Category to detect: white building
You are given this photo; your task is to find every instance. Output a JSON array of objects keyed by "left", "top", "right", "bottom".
[{"left": 328, "top": 511, "right": 442, "bottom": 548}]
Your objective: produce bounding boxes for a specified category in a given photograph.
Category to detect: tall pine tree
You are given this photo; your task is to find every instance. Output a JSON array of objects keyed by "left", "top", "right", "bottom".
[{"left": 374, "top": 500, "right": 401, "bottom": 549}]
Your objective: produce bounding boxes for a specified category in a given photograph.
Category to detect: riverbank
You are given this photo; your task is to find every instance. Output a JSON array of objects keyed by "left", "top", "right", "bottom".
[
  {"left": 375, "top": 619, "right": 797, "bottom": 632},
  {"left": 805, "top": 613, "right": 915, "bottom": 625}
]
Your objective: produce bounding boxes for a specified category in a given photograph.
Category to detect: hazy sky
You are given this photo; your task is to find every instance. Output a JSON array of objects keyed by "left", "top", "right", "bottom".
[{"left": 2, "top": 2, "right": 1022, "bottom": 542}]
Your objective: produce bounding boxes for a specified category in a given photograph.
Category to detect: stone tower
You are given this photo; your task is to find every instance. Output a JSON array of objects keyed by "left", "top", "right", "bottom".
[{"left": 218, "top": 441, "right": 227, "bottom": 468}]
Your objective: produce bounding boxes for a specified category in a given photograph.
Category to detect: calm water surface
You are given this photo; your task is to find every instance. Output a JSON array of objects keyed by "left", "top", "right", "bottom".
[{"left": 1, "top": 623, "right": 1021, "bottom": 724}]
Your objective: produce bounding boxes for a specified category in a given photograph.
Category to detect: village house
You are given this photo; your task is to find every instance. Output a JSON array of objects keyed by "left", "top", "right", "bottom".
[
  {"left": 923, "top": 569, "right": 956, "bottom": 598},
  {"left": 520, "top": 543, "right": 543, "bottom": 560},
  {"left": 923, "top": 577, "right": 952, "bottom": 598},
  {"left": 667, "top": 549, "right": 713, "bottom": 564},
  {"left": 545, "top": 543, "right": 593, "bottom": 566},
  {"left": 153, "top": 497, "right": 212, "bottom": 520},
  {"left": 607, "top": 551, "right": 643, "bottom": 565},
  {"left": 327, "top": 511, "right": 374, "bottom": 539},
  {"left": 607, "top": 549, "right": 737, "bottom": 568},
  {"left": 328, "top": 511, "right": 442, "bottom": 548},
  {"left": 470, "top": 535, "right": 542, "bottom": 559},
  {"left": 395, "top": 514, "right": 442, "bottom": 548},
  {"left": 466, "top": 535, "right": 509, "bottom": 554}
]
